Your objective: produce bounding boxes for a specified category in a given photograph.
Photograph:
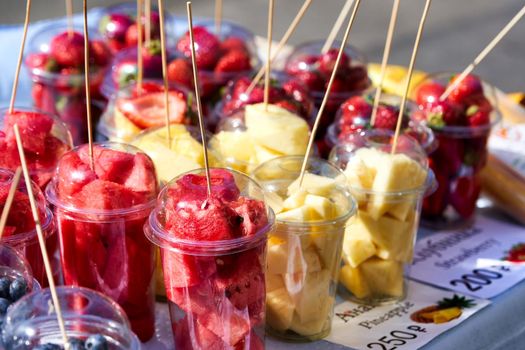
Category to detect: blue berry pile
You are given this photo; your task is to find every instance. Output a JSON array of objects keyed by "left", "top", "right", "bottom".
[{"left": 0, "top": 276, "right": 28, "bottom": 316}]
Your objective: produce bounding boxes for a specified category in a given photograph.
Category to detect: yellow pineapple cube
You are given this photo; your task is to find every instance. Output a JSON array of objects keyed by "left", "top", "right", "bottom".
[
  {"left": 267, "top": 287, "right": 295, "bottom": 331},
  {"left": 287, "top": 173, "right": 337, "bottom": 197},
  {"left": 304, "top": 194, "right": 337, "bottom": 220},
  {"left": 289, "top": 296, "right": 334, "bottom": 337},
  {"left": 342, "top": 218, "right": 377, "bottom": 267},
  {"left": 292, "top": 270, "right": 332, "bottom": 324},
  {"left": 360, "top": 258, "right": 404, "bottom": 297},
  {"left": 339, "top": 264, "right": 370, "bottom": 299}
]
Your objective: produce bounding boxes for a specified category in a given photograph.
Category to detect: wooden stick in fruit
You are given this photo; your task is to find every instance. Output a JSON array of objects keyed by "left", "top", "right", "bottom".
[
  {"left": 66, "top": 0, "right": 73, "bottom": 38},
  {"left": 215, "top": 0, "right": 223, "bottom": 35},
  {"left": 0, "top": 168, "right": 22, "bottom": 240},
  {"left": 8, "top": 0, "right": 31, "bottom": 114},
  {"left": 264, "top": 0, "right": 275, "bottom": 111},
  {"left": 158, "top": 0, "right": 172, "bottom": 146},
  {"left": 137, "top": 0, "right": 144, "bottom": 91},
  {"left": 13, "top": 124, "right": 69, "bottom": 348},
  {"left": 245, "top": 0, "right": 312, "bottom": 95},
  {"left": 370, "top": 0, "right": 400, "bottom": 126},
  {"left": 187, "top": 1, "right": 212, "bottom": 196},
  {"left": 145, "top": 0, "right": 151, "bottom": 46},
  {"left": 82, "top": 0, "right": 95, "bottom": 171},
  {"left": 391, "top": 0, "right": 432, "bottom": 154},
  {"left": 299, "top": 0, "right": 362, "bottom": 186},
  {"left": 440, "top": 4, "right": 525, "bottom": 101},
  {"left": 321, "top": 0, "right": 354, "bottom": 54}
]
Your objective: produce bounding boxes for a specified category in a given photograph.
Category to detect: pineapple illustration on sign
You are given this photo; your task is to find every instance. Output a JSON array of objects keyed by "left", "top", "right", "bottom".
[{"left": 410, "top": 295, "right": 475, "bottom": 324}]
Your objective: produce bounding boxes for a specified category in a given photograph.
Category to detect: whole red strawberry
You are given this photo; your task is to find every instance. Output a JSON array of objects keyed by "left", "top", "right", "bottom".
[
  {"left": 50, "top": 31, "right": 85, "bottom": 67},
  {"left": 449, "top": 175, "right": 480, "bottom": 218},
  {"left": 426, "top": 100, "right": 462, "bottom": 126},
  {"left": 177, "top": 26, "right": 220, "bottom": 70},
  {"left": 26, "top": 53, "right": 58, "bottom": 72},
  {"left": 285, "top": 55, "right": 318, "bottom": 76},
  {"left": 142, "top": 40, "right": 163, "bottom": 78},
  {"left": 220, "top": 36, "right": 248, "bottom": 53},
  {"left": 282, "top": 79, "right": 309, "bottom": 103},
  {"left": 416, "top": 81, "right": 446, "bottom": 106},
  {"left": 100, "top": 13, "right": 133, "bottom": 44},
  {"left": 294, "top": 71, "right": 324, "bottom": 92},
  {"left": 214, "top": 50, "right": 251, "bottom": 73},
  {"left": 318, "top": 48, "right": 350, "bottom": 76},
  {"left": 340, "top": 95, "right": 372, "bottom": 123},
  {"left": 274, "top": 100, "right": 301, "bottom": 114},
  {"left": 448, "top": 74, "right": 483, "bottom": 105},
  {"left": 168, "top": 58, "right": 193, "bottom": 88},
  {"left": 374, "top": 105, "right": 398, "bottom": 130},
  {"left": 466, "top": 106, "right": 490, "bottom": 127},
  {"left": 345, "top": 66, "right": 370, "bottom": 91},
  {"left": 90, "top": 40, "right": 111, "bottom": 67}
]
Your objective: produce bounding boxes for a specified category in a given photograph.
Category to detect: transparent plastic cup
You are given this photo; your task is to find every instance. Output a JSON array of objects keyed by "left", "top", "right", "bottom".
[
  {"left": 0, "top": 107, "right": 73, "bottom": 190},
  {"left": 330, "top": 130, "right": 435, "bottom": 305},
  {"left": 145, "top": 168, "right": 274, "bottom": 349},
  {"left": 413, "top": 73, "right": 502, "bottom": 229},
  {"left": 0, "top": 169, "right": 61, "bottom": 289},
  {"left": 46, "top": 143, "right": 158, "bottom": 342},
  {"left": 251, "top": 156, "right": 356, "bottom": 342},
  {"left": 97, "top": 80, "right": 193, "bottom": 143},
  {"left": 2, "top": 286, "right": 140, "bottom": 349},
  {"left": 25, "top": 24, "right": 111, "bottom": 145}
]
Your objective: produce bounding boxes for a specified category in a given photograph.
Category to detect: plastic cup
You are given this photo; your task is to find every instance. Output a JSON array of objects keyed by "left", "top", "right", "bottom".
[
  {"left": 45, "top": 143, "right": 158, "bottom": 342},
  {"left": 0, "top": 107, "right": 73, "bottom": 190},
  {"left": 97, "top": 80, "right": 193, "bottom": 143},
  {"left": 2, "top": 286, "right": 140, "bottom": 349},
  {"left": 25, "top": 24, "right": 110, "bottom": 145},
  {"left": 0, "top": 169, "right": 61, "bottom": 289},
  {"left": 413, "top": 73, "right": 502, "bottom": 229},
  {"left": 145, "top": 168, "right": 274, "bottom": 349},
  {"left": 251, "top": 156, "right": 356, "bottom": 341},
  {"left": 330, "top": 130, "right": 435, "bottom": 305}
]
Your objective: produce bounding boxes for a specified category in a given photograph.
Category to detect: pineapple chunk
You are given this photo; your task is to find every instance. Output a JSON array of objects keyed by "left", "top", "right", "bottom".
[
  {"left": 283, "top": 190, "right": 308, "bottom": 211},
  {"left": 245, "top": 103, "right": 309, "bottom": 155},
  {"left": 342, "top": 218, "right": 376, "bottom": 267},
  {"left": 304, "top": 194, "right": 337, "bottom": 220},
  {"left": 266, "top": 288, "right": 295, "bottom": 331},
  {"left": 292, "top": 270, "right": 332, "bottom": 324},
  {"left": 276, "top": 206, "right": 314, "bottom": 222},
  {"left": 113, "top": 108, "right": 143, "bottom": 142},
  {"left": 267, "top": 236, "right": 321, "bottom": 275},
  {"left": 339, "top": 264, "right": 370, "bottom": 299},
  {"left": 287, "top": 173, "right": 337, "bottom": 197},
  {"left": 360, "top": 258, "right": 404, "bottom": 297},
  {"left": 289, "top": 296, "right": 334, "bottom": 337},
  {"left": 311, "top": 230, "right": 342, "bottom": 268},
  {"left": 211, "top": 131, "right": 255, "bottom": 163},
  {"left": 253, "top": 143, "right": 284, "bottom": 164},
  {"left": 265, "top": 192, "right": 284, "bottom": 214},
  {"left": 266, "top": 273, "right": 285, "bottom": 293}
]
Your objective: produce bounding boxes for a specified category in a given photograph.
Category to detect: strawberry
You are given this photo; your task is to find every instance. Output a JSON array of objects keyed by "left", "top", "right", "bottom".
[
  {"left": 220, "top": 36, "right": 248, "bottom": 53},
  {"left": 142, "top": 40, "right": 163, "bottom": 78},
  {"left": 50, "top": 31, "right": 85, "bottom": 67},
  {"left": 340, "top": 95, "right": 372, "bottom": 126},
  {"left": 448, "top": 74, "right": 483, "bottom": 106},
  {"left": 426, "top": 100, "right": 462, "bottom": 126},
  {"left": 99, "top": 13, "right": 133, "bottom": 45},
  {"left": 415, "top": 81, "right": 446, "bottom": 106},
  {"left": 325, "top": 76, "right": 349, "bottom": 94},
  {"left": 449, "top": 175, "right": 480, "bottom": 219},
  {"left": 466, "top": 106, "right": 490, "bottom": 127},
  {"left": 124, "top": 23, "right": 140, "bottom": 47},
  {"left": 230, "top": 77, "right": 251, "bottom": 99},
  {"left": 274, "top": 99, "right": 301, "bottom": 114},
  {"left": 295, "top": 71, "right": 324, "bottom": 91},
  {"left": 422, "top": 160, "right": 449, "bottom": 217},
  {"left": 177, "top": 26, "right": 220, "bottom": 69},
  {"left": 374, "top": 105, "right": 398, "bottom": 130},
  {"left": 318, "top": 48, "right": 350, "bottom": 76},
  {"left": 282, "top": 79, "right": 310, "bottom": 103},
  {"left": 345, "top": 66, "right": 370, "bottom": 91},
  {"left": 434, "top": 134, "right": 464, "bottom": 176},
  {"left": 285, "top": 55, "right": 318, "bottom": 76},
  {"left": 504, "top": 244, "right": 525, "bottom": 262},
  {"left": 167, "top": 58, "right": 193, "bottom": 88},
  {"left": 90, "top": 40, "right": 111, "bottom": 67},
  {"left": 26, "top": 53, "right": 58, "bottom": 72},
  {"left": 214, "top": 49, "right": 251, "bottom": 73}
]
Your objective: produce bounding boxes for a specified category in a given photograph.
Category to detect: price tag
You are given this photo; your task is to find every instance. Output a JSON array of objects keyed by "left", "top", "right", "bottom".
[
  {"left": 326, "top": 281, "right": 489, "bottom": 350},
  {"left": 410, "top": 217, "right": 525, "bottom": 298}
]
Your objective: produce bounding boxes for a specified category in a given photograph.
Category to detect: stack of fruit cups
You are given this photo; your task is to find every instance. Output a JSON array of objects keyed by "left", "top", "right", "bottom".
[
  {"left": 210, "top": 103, "right": 311, "bottom": 174},
  {"left": 413, "top": 73, "right": 502, "bottom": 228},
  {"left": 251, "top": 156, "right": 356, "bottom": 341},
  {"left": 97, "top": 80, "right": 194, "bottom": 143},
  {"left": 46, "top": 143, "right": 158, "bottom": 342},
  {"left": 0, "top": 169, "right": 61, "bottom": 289},
  {"left": 325, "top": 92, "right": 437, "bottom": 156},
  {"left": 25, "top": 24, "right": 112, "bottom": 145},
  {"left": 282, "top": 41, "right": 372, "bottom": 142},
  {"left": 172, "top": 20, "right": 260, "bottom": 102},
  {"left": 145, "top": 168, "right": 274, "bottom": 349},
  {"left": 330, "top": 130, "right": 435, "bottom": 304},
  {"left": 0, "top": 244, "right": 39, "bottom": 327},
  {"left": 2, "top": 286, "right": 140, "bottom": 349}
]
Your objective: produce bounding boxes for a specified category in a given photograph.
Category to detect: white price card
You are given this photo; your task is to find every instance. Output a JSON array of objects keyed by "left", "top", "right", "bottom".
[
  {"left": 326, "top": 281, "right": 489, "bottom": 350},
  {"left": 409, "top": 217, "right": 525, "bottom": 298}
]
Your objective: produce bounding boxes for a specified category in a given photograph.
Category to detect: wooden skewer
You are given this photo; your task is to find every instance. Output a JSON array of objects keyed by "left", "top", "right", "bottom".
[
  {"left": 391, "top": 0, "right": 432, "bottom": 154},
  {"left": 83, "top": 0, "right": 94, "bottom": 170},
  {"left": 440, "top": 4, "right": 525, "bottom": 101},
  {"left": 145, "top": 0, "right": 151, "bottom": 47},
  {"left": 298, "top": 0, "right": 362, "bottom": 186},
  {"left": 137, "top": 0, "right": 144, "bottom": 92},
  {"left": 14, "top": 125, "right": 69, "bottom": 348},
  {"left": 187, "top": 2, "right": 212, "bottom": 197},
  {"left": 245, "top": 0, "right": 312, "bottom": 96},
  {"left": 66, "top": 0, "right": 73, "bottom": 38},
  {"left": 157, "top": 0, "right": 171, "bottom": 146},
  {"left": 215, "top": 0, "right": 223, "bottom": 35},
  {"left": 9, "top": 0, "right": 31, "bottom": 114},
  {"left": 370, "top": 0, "right": 400, "bottom": 126},
  {"left": 0, "top": 168, "right": 22, "bottom": 240},
  {"left": 264, "top": 0, "right": 275, "bottom": 111},
  {"left": 321, "top": 0, "right": 354, "bottom": 54}
]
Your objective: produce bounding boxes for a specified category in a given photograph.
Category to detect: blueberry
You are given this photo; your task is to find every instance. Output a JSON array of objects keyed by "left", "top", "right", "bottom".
[
  {"left": 85, "top": 334, "right": 108, "bottom": 350},
  {"left": 67, "top": 337, "right": 85, "bottom": 350},
  {"left": 0, "top": 297, "right": 10, "bottom": 315},
  {"left": 8, "top": 277, "right": 27, "bottom": 302},
  {"left": 0, "top": 277, "right": 10, "bottom": 299},
  {"left": 34, "top": 344, "right": 62, "bottom": 350}
]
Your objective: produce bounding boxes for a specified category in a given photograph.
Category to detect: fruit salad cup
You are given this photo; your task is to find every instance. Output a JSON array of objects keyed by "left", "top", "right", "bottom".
[
  {"left": 413, "top": 73, "right": 502, "bottom": 228},
  {"left": 210, "top": 103, "right": 311, "bottom": 174},
  {"left": 25, "top": 24, "right": 111, "bottom": 145},
  {"left": 97, "top": 80, "right": 193, "bottom": 143},
  {"left": 0, "top": 107, "right": 73, "bottom": 190},
  {"left": 145, "top": 168, "right": 274, "bottom": 349},
  {"left": 172, "top": 20, "right": 260, "bottom": 102},
  {"left": 46, "top": 143, "right": 159, "bottom": 342},
  {"left": 251, "top": 156, "right": 356, "bottom": 341},
  {"left": 0, "top": 169, "right": 61, "bottom": 289},
  {"left": 325, "top": 92, "right": 437, "bottom": 156},
  {"left": 330, "top": 130, "right": 435, "bottom": 305},
  {"left": 283, "top": 40, "right": 372, "bottom": 141},
  {"left": 2, "top": 286, "right": 140, "bottom": 349}
]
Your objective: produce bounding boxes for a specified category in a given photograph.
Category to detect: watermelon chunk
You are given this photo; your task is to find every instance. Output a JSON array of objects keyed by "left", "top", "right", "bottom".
[
  {"left": 171, "top": 169, "right": 240, "bottom": 203},
  {"left": 123, "top": 152, "right": 157, "bottom": 195},
  {"left": 73, "top": 180, "right": 137, "bottom": 210},
  {"left": 162, "top": 250, "right": 216, "bottom": 290},
  {"left": 174, "top": 316, "right": 229, "bottom": 350},
  {"left": 0, "top": 183, "right": 35, "bottom": 234},
  {"left": 4, "top": 111, "right": 54, "bottom": 154},
  {"left": 35, "top": 136, "right": 70, "bottom": 170},
  {"left": 78, "top": 145, "right": 135, "bottom": 184},
  {"left": 231, "top": 197, "right": 268, "bottom": 237},
  {"left": 57, "top": 151, "right": 97, "bottom": 197},
  {"left": 197, "top": 305, "right": 251, "bottom": 347}
]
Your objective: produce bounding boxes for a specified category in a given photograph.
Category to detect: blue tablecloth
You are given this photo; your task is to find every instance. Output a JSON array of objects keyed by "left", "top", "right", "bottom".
[{"left": 2, "top": 12, "right": 524, "bottom": 350}]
